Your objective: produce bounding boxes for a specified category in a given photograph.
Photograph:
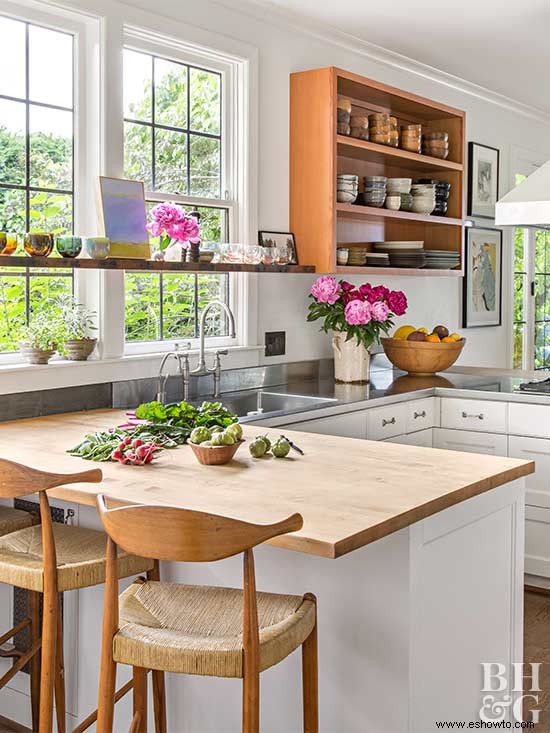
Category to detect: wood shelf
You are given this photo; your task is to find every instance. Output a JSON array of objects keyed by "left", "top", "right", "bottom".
[
  {"left": 336, "top": 203, "right": 464, "bottom": 226},
  {"left": 0, "top": 256, "right": 315, "bottom": 274},
  {"left": 335, "top": 265, "right": 463, "bottom": 278},
  {"left": 337, "top": 135, "right": 463, "bottom": 172}
]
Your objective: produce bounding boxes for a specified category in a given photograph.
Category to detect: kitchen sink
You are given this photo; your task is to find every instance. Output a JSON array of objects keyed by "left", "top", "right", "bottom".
[{"left": 209, "top": 390, "right": 337, "bottom": 418}]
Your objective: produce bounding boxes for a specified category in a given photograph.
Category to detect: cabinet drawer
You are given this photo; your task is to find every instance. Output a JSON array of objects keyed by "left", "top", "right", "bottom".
[
  {"left": 288, "top": 411, "right": 367, "bottom": 439},
  {"left": 526, "top": 505, "right": 550, "bottom": 578},
  {"left": 509, "top": 402, "right": 550, "bottom": 439},
  {"left": 384, "top": 428, "right": 433, "bottom": 447},
  {"left": 508, "top": 435, "right": 549, "bottom": 508},
  {"left": 406, "top": 398, "right": 437, "bottom": 433},
  {"left": 366, "top": 403, "right": 407, "bottom": 440},
  {"left": 433, "top": 428, "right": 508, "bottom": 456},
  {"left": 440, "top": 398, "right": 507, "bottom": 433}
]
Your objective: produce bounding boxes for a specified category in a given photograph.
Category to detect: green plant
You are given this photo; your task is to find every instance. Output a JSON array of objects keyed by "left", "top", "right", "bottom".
[
  {"left": 58, "top": 295, "right": 97, "bottom": 340},
  {"left": 19, "top": 309, "right": 66, "bottom": 351}
]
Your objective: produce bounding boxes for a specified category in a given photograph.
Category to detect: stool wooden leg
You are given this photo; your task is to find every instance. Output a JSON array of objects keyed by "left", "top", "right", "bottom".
[
  {"left": 133, "top": 666, "right": 148, "bottom": 733},
  {"left": 54, "top": 598, "right": 66, "bottom": 733},
  {"left": 302, "top": 599, "right": 318, "bottom": 733},
  {"left": 39, "top": 588, "right": 58, "bottom": 733},
  {"left": 152, "top": 670, "right": 167, "bottom": 733},
  {"left": 29, "top": 591, "right": 41, "bottom": 732}
]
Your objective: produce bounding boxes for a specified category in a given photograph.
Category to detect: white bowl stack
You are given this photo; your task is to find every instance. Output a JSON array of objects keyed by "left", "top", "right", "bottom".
[
  {"left": 410, "top": 183, "right": 436, "bottom": 214},
  {"left": 337, "top": 174, "right": 359, "bottom": 204},
  {"left": 386, "top": 178, "right": 412, "bottom": 211}
]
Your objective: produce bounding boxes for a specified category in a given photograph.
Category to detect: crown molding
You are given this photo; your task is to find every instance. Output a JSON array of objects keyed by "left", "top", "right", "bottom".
[{"left": 213, "top": 0, "right": 550, "bottom": 125}]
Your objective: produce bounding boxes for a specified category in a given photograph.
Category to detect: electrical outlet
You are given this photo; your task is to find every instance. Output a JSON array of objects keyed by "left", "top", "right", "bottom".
[{"left": 265, "top": 331, "right": 286, "bottom": 357}]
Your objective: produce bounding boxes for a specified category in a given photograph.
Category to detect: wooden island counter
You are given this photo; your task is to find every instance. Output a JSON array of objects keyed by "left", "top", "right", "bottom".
[{"left": 0, "top": 410, "right": 534, "bottom": 732}]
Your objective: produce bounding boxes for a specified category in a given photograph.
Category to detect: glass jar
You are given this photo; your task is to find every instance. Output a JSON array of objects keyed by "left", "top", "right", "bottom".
[
  {"left": 83, "top": 237, "right": 110, "bottom": 259},
  {"left": 243, "top": 244, "right": 262, "bottom": 264},
  {"left": 0, "top": 232, "right": 18, "bottom": 255},
  {"left": 24, "top": 232, "right": 54, "bottom": 257},
  {"left": 56, "top": 235, "right": 82, "bottom": 258},
  {"left": 261, "top": 246, "right": 275, "bottom": 265}
]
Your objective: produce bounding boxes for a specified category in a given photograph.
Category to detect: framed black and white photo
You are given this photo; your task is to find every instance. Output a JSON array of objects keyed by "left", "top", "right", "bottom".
[
  {"left": 468, "top": 142, "right": 500, "bottom": 219},
  {"left": 258, "top": 231, "right": 298, "bottom": 264},
  {"left": 463, "top": 227, "right": 502, "bottom": 328}
]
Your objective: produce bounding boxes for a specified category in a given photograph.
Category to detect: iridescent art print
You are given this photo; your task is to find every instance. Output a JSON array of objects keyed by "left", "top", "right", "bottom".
[{"left": 463, "top": 227, "right": 502, "bottom": 328}]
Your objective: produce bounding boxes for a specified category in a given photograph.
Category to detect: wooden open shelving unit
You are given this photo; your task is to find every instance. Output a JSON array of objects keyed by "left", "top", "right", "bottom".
[
  {"left": 0, "top": 256, "right": 315, "bottom": 274},
  {"left": 290, "top": 66, "right": 466, "bottom": 276}
]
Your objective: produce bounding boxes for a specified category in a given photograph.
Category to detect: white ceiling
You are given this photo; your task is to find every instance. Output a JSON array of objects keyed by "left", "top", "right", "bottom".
[{"left": 235, "top": 0, "right": 550, "bottom": 115}]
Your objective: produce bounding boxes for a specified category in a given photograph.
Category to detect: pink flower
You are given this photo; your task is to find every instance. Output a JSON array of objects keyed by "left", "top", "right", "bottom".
[
  {"left": 344, "top": 299, "right": 372, "bottom": 325},
  {"left": 171, "top": 215, "right": 200, "bottom": 245},
  {"left": 341, "top": 281, "right": 355, "bottom": 292},
  {"left": 371, "top": 300, "right": 390, "bottom": 321},
  {"left": 387, "top": 290, "right": 408, "bottom": 316},
  {"left": 358, "top": 283, "right": 373, "bottom": 300},
  {"left": 342, "top": 288, "right": 364, "bottom": 305},
  {"left": 311, "top": 276, "right": 342, "bottom": 305},
  {"left": 369, "top": 285, "right": 390, "bottom": 303},
  {"left": 148, "top": 203, "right": 183, "bottom": 238}
]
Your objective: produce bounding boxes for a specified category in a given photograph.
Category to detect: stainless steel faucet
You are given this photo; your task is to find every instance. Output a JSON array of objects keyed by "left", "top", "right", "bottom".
[
  {"left": 156, "top": 342, "right": 191, "bottom": 404},
  {"left": 186, "top": 300, "right": 236, "bottom": 399}
]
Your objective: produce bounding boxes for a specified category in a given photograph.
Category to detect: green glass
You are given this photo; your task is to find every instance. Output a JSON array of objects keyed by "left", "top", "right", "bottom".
[
  {"left": 0, "top": 232, "right": 18, "bottom": 255},
  {"left": 56, "top": 235, "right": 82, "bottom": 258},
  {"left": 24, "top": 232, "right": 54, "bottom": 257}
]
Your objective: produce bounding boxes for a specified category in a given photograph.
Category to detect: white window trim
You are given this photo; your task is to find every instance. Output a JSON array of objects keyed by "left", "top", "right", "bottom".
[{"left": 0, "top": 0, "right": 260, "bottom": 390}]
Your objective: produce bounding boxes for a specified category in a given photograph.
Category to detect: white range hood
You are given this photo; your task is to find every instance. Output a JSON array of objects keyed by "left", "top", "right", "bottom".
[{"left": 495, "top": 160, "right": 550, "bottom": 229}]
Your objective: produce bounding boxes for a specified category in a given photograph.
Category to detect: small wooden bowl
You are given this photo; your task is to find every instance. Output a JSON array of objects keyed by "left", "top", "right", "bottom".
[
  {"left": 189, "top": 440, "right": 244, "bottom": 465},
  {"left": 381, "top": 337, "right": 465, "bottom": 376}
]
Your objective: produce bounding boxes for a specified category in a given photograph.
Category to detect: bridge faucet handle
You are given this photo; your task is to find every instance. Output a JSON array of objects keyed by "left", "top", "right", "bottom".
[
  {"left": 174, "top": 341, "right": 192, "bottom": 352},
  {"left": 216, "top": 349, "right": 229, "bottom": 357}
]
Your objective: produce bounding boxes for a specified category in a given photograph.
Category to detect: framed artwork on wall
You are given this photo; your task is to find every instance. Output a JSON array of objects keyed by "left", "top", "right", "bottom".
[
  {"left": 468, "top": 142, "right": 500, "bottom": 219},
  {"left": 463, "top": 226, "right": 502, "bottom": 328},
  {"left": 97, "top": 177, "right": 150, "bottom": 258},
  {"left": 258, "top": 231, "right": 298, "bottom": 264}
]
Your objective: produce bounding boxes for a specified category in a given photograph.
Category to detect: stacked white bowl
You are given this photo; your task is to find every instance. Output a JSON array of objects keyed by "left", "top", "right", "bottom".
[
  {"left": 337, "top": 174, "right": 359, "bottom": 204},
  {"left": 410, "top": 183, "right": 436, "bottom": 214},
  {"left": 386, "top": 178, "right": 412, "bottom": 211}
]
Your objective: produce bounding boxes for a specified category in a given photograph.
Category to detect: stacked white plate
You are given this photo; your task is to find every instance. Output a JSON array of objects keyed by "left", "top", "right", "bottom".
[
  {"left": 424, "top": 250, "right": 461, "bottom": 269},
  {"left": 373, "top": 241, "right": 425, "bottom": 268},
  {"left": 365, "top": 251, "right": 390, "bottom": 267}
]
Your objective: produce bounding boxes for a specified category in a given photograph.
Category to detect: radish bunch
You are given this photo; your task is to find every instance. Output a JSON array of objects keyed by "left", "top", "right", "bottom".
[{"left": 111, "top": 437, "right": 162, "bottom": 466}]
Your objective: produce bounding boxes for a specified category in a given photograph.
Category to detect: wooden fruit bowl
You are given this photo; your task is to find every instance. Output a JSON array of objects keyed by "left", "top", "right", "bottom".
[
  {"left": 380, "top": 337, "right": 465, "bottom": 376},
  {"left": 189, "top": 439, "right": 245, "bottom": 466}
]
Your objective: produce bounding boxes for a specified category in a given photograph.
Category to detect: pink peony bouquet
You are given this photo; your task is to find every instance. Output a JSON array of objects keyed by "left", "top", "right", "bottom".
[
  {"left": 148, "top": 202, "right": 200, "bottom": 252},
  {"left": 307, "top": 276, "right": 407, "bottom": 350}
]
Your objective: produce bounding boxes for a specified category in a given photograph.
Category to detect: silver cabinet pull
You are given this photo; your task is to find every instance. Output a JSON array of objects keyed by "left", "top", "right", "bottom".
[
  {"left": 462, "top": 411, "right": 484, "bottom": 420},
  {"left": 382, "top": 417, "right": 396, "bottom": 427},
  {"left": 414, "top": 410, "right": 426, "bottom": 419}
]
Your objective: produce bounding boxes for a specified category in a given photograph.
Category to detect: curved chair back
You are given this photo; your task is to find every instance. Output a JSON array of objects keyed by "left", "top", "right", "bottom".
[
  {"left": 97, "top": 495, "right": 303, "bottom": 562},
  {"left": 0, "top": 459, "right": 102, "bottom": 499}
]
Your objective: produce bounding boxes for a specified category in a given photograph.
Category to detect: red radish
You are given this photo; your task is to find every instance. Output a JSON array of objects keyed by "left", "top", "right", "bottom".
[
  {"left": 131, "top": 438, "right": 145, "bottom": 448},
  {"left": 111, "top": 450, "right": 123, "bottom": 461},
  {"left": 117, "top": 442, "right": 127, "bottom": 452}
]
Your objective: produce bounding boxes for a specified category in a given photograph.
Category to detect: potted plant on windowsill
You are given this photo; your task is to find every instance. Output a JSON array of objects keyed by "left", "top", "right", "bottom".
[
  {"left": 306, "top": 276, "right": 408, "bottom": 383},
  {"left": 59, "top": 296, "right": 97, "bottom": 361},
  {"left": 18, "top": 312, "right": 66, "bottom": 365}
]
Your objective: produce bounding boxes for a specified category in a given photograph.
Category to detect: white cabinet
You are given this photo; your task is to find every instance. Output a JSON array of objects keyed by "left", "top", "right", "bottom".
[
  {"left": 440, "top": 398, "right": 507, "bottom": 434},
  {"left": 509, "top": 435, "right": 550, "bottom": 508},
  {"left": 384, "top": 429, "right": 433, "bottom": 447},
  {"left": 288, "top": 411, "right": 367, "bottom": 439},
  {"left": 365, "top": 403, "right": 407, "bottom": 441},
  {"left": 525, "top": 506, "right": 550, "bottom": 578},
  {"left": 433, "top": 428, "right": 508, "bottom": 456},
  {"left": 509, "top": 402, "right": 550, "bottom": 439},
  {"left": 405, "top": 398, "right": 438, "bottom": 434}
]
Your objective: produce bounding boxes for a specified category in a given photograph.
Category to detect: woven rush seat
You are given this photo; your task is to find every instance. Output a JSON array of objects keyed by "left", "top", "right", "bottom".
[
  {"left": 113, "top": 580, "right": 316, "bottom": 678},
  {"left": 0, "top": 506, "right": 36, "bottom": 535},
  {"left": 0, "top": 522, "right": 153, "bottom": 592}
]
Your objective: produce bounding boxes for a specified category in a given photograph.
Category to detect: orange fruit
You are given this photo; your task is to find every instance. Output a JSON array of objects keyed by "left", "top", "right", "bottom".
[
  {"left": 441, "top": 336, "right": 454, "bottom": 343},
  {"left": 426, "top": 333, "right": 440, "bottom": 343}
]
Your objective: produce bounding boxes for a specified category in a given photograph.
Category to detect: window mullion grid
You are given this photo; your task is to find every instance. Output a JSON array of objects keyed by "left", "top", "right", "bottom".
[{"left": 151, "top": 54, "right": 156, "bottom": 191}]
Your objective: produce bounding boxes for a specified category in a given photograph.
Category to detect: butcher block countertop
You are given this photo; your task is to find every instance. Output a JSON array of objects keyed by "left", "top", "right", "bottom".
[{"left": 0, "top": 409, "right": 534, "bottom": 558}]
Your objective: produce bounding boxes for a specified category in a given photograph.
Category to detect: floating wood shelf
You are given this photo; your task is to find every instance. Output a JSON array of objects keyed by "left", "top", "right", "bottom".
[
  {"left": 336, "top": 203, "right": 464, "bottom": 227},
  {"left": 0, "top": 256, "right": 315, "bottom": 274},
  {"left": 290, "top": 66, "right": 466, "bottom": 274},
  {"left": 336, "top": 135, "right": 463, "bottom": 172},
  {"left": 336, "top": 265, "right": 462, "bottom": 278}
]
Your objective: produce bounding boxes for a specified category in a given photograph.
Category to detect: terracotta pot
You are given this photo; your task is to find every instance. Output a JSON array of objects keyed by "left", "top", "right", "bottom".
[
  {"left": 18, "top": 344, "right": 56, "bottom": 365},
  {"left": 64, "top": 338, "right": 97, "bottom": 361},
  {"left": 332, "top": 333, "right": 371, "bottom": 384}
]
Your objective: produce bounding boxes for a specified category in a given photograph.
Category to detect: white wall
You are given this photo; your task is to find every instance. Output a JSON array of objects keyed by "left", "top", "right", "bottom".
[{"left": 126, "top": 0, "right": 550, "bottom": 369}]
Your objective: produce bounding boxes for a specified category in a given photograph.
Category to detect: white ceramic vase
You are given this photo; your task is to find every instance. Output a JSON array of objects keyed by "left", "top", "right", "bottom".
[{"left": 332, "top": 332, "right": 371, "bottom": 384}]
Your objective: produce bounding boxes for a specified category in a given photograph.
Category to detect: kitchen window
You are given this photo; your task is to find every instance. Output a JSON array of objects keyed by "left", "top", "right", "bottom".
[
  {"left": 123, "top": 47, "right": 233, "bottom": 347},
  {"left": 0, "top": 15, "right": 74, "bottom": 353}
]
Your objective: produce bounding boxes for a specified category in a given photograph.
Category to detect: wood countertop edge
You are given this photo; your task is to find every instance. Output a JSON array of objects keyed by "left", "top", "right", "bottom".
[{"left": 48, "top": 460, "right": 534, "bottom": 560}]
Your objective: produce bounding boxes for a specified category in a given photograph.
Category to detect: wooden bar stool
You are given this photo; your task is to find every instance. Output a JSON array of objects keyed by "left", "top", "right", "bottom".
[
  {"left": 96, "top": 496, "right": 319, "bottom": 733},
  {"left": 0, "top": 459, "right": 154, "bottom": 733}
]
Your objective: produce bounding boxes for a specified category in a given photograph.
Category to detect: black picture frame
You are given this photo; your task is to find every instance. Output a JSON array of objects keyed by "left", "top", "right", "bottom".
[
  {"left": 467, "top": 142, "right": 500, "bottom": 219},
  {"left": 462, "top": 226, "right": 503, "bottom": 328},
  {"left": 258, "top": 231, "right": 298, "bottom": 265}
]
